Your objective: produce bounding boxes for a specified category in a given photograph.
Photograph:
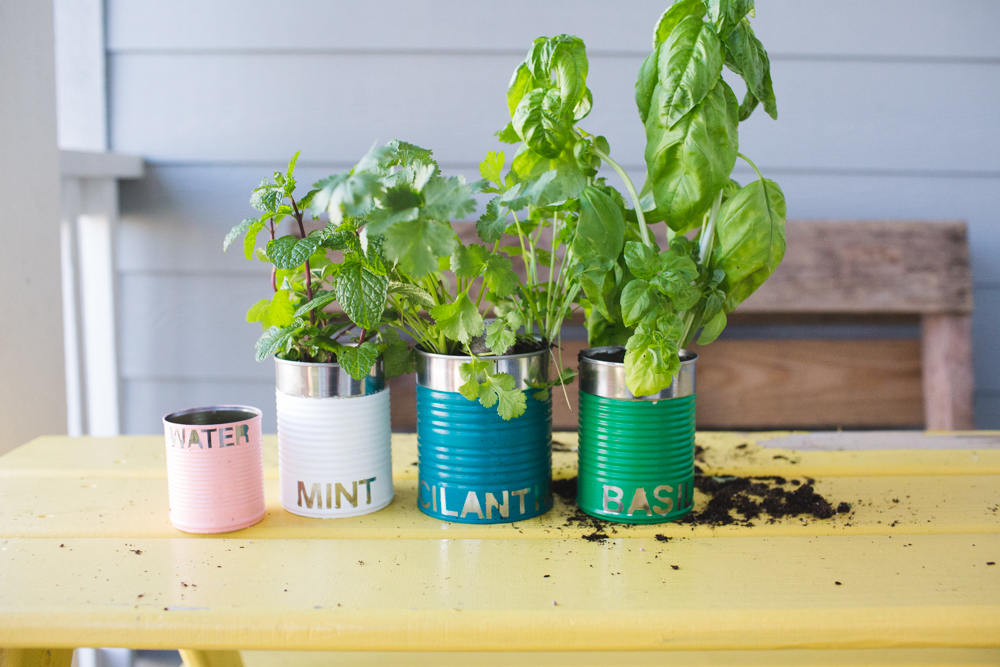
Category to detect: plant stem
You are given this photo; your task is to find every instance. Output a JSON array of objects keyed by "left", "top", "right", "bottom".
[
  {"left": 738, "top": 152, "right": 765, "bottom": 181},
  {"left": 268, "top": 220, "right": 277, "bottom": 292},
  {"left": 290, "top": 197, "right": 315, "bottom": 326},
  {"left": 680, "top": 189, "right": 725, "bottom": 347},
  {"left": 592, "top": 146, "right": 652, "bottom": 248}
]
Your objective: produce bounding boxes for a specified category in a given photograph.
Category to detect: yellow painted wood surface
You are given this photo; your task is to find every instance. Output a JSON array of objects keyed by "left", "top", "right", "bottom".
[{"left": 0, "top": 433, "right": 998, "bottom": 652}]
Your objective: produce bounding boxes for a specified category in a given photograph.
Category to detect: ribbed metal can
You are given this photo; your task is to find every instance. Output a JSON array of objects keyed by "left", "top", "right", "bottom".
[
  {"left": 415, "top": 347, "right": 552, "bottom": 524},
  {"left": 275, "top": 356, "right": 393, "bottom": 519},
  {"left": 577, "top": 346, "right": 697, "bottom": 524}
]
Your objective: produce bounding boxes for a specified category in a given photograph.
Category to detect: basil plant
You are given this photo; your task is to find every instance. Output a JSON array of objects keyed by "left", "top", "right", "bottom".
[{"left": 585, "top": 0, "right": 789, "bottom": 396}]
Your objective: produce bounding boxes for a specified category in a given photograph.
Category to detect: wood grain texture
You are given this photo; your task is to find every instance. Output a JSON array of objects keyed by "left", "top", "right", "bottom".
[
  {"left": 923, "top": 315, "right": 976, "bottom": 430},
  {"left": 739, "top": 221, "right": 974, "bottom": 315}
]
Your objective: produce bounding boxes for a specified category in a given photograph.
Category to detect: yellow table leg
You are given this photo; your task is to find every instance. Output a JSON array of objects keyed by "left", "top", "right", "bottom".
[
  {"left": 0, "top": 650, "right": 73, "bottom": 667},
  {"left": 179, "top": 650, "right": 244, "bottom": 667}
]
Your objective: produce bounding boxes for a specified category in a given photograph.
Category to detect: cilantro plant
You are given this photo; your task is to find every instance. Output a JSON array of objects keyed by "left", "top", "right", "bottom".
[
  {"left": 567, "top": 0, "right": 788, "bottom": 396},
  {"left": 224, "top": 151, "right": 412, "bottom": 381}
]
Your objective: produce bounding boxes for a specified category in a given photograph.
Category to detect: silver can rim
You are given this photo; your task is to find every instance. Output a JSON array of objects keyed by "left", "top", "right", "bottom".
[
  {"left": 578, "top": 345, "right": 697, "bottom": 400},
  {"left": 275, "top": 355, "right": 385, "bottom": 398},
  {"left": 163, "top": 404, "right": 262, "bottom": 426},
  {"left": 414, "top": 344, "right": 550, "bottom": 392}
]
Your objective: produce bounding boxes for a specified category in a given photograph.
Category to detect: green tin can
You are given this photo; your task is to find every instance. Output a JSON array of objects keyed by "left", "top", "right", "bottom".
[{"left": 577, "top": 346, "right": 697, "bottom": 524}]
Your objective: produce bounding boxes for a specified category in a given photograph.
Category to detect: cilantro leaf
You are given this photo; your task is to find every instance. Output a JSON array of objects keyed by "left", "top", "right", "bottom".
[
  {"left": 430, "top": 293, "right": 483, "bottom": 344},
  {"left": 479, "top": 151, "right": 506, "bottom": 188},
  {"left": 382, "top": 218, "right": 456, "bottom": 278},
  {"left": 485, "top": 320, "right": 516, "bottom": 356}
]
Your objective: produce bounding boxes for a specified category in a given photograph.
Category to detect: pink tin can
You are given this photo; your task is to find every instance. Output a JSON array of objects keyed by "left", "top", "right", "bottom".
[{"left": 163, "top": 405, "right": 266, "bottom": 533}]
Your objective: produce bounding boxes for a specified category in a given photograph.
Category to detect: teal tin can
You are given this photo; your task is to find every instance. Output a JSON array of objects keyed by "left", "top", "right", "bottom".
[
  {"left": 415, "top": 346, "right": 553, "bottom": 524},
  {"left": 577, "top": 346, "right": 697, "bottom": 524}
]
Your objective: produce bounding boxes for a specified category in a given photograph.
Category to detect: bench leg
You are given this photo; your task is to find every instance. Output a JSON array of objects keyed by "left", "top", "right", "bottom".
[
  {"left": 178, "top": 651, "right": 244, "bottom": 667},
  {"left": 921, "top": 314, "right": 975, "bottom": 430},
  {"left": 0, "top": 650, "right": 74, "bottom": 667}
]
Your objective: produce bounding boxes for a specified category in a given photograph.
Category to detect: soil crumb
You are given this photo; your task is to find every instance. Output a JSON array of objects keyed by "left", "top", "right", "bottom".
[
  {"left": 680, "top": 474, "right": 848, "bottom": 526},
  {"left": 654, "top": 534, "right": 671, "bottom": 543}
]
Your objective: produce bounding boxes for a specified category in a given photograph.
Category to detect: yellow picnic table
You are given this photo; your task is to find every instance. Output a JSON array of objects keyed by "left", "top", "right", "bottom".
[{"left": 0, "top": 431, "right": 998, "bottom": 667}]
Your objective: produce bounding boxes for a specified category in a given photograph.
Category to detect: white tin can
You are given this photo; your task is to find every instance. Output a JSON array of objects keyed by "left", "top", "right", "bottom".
[{"left": 275, "top": 357, "right": 393, "bottom": 518}]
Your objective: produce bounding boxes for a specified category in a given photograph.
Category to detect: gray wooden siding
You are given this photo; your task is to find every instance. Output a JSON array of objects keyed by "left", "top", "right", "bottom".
[{"left": 109, "top": 1, "right": 1000, "bottom": 431}]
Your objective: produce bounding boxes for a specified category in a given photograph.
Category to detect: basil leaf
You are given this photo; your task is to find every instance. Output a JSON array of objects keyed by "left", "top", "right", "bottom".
[
  {"left": 335, "top": 261, "right": 389, "bottom": 330},
  {"left": 549, "top": 34, "right": 589, "bottom": 116},
  {"left": 697, "top": 310, "right": 727, "bottom": 345},
  {"left": 652, "top": 0, "right": 707, "bottom": 48},
  {"left": 387, "top": 281, "right": 435, "bottom": 308},
  {"left": 655, "top": 15, "right": 724, "bottom": 128},
  {"left": 635, "top": 51, "right": 659, "bottom": 125},
  {"left": 623, "top": 241, "right": 660, "bottom": 280},
  {"left": 506, "top": 62, "right": 537, "bottom": 117},
  {"left": 430, "top": 293, "right": 484, "bottom": 344},
  {"left": 644, "top": 80, "right": 739, "bottom": 233},
  {"left": 572, "top": 186, "right": 626, "bottom": 269},
  {"left": 711, "top": 178, "right": 786, "bottom": 313},
  {"left": 513, "top": 89, "right": 570, "bottom": 159},
  {"left": 623, "top": 314, "right": 683, "bottom": 396},
  {"left": 336, "top": 341, "right": 379, "bottom": 381},
  {"left": 724, "top": 18, "right": 777, "bottom": 120}
]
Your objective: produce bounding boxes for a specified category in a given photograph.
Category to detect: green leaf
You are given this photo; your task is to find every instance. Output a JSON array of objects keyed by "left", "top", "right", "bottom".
[
  {"left": 623, "top": 314, "right": 683, "bottom": 396},
  {"left": 335, "top": 261, "right": 389, "bottom": 330},
  {"left": 245, "top": 299, "right": 270, "bottom": 324},
  {"left": 255, "top": 319, "right": 304, "bottom": 362},
  {"left": 697, "top": 310, "right": 727, "bottom": 344},
  {"left": 450, "top": 243, "right": 489, "bottom": 279},
  {"left": 479, "top": 151, "right": 506, "bottom": 188},
  {"left": 476, "top": 197, "right": 509, "bottom": 244},
  {"left": 225, "top": 218, "right": 257, "bottom": 252},
  {"left": 709, "top": 0, "right": 755, "bottom": 36},
  {"left": 387, "top": 281, "right": 435, "bottom": 307},
  {"left": 459, "top": 360, "right": 528, "bottom": 421},
  {"left": 506, "top": 63, "right": 537, "bottom": 117},
  {"left": 620, "top": 279, "right": 672, "bottom": 327},
  {"left": 586, "top": 308, "right": 633, "bottom": 347},
  {"left": 336, "top": 342, "right": 379, "bottom": 381},
  {"left": 242, "top": 220, "right": 266, "bottom": 260},
  {"left": 485, "top": 320, "right": 516, "bottom": 356},
  {"left": 495, "top": 123, "right": 521, "bottom": 144},
  {"left": 635, "top": 51, "right": 659, "bottom": 125},
  {"left": 265, "top": 289, "right": 295, "bottom": 328},
  {"left": 711, "top": 178, "right": 786, "bottom": 312},
  {"left": 548, "top": 34, "right": 589, "bottom": 115},
  {"left": 644, "top": 79, "right": 739, "bottom": 233},
  {"left": 652, "top": 0, "right": 707, "bottom": 48},
  {"left": 655, "top": 14, "right": 724, "bottom": 128},
  {"left": 623, "top": 241, "right": 660, "bottom": 280},
  {"left": 266, "top": 235, "right": 321, "bottom": 270},
  {"left": 250, "top": 179, "right": 283, "bottom": 213},
  {"left": 293, "top": 289, "right": 337, "bottom": 318},
  {"left": 483, "top": 253, "right": 519, "bottom": 298},
  {"left": 512, "top": 89, "right": 570, "bottom": 159},
  {"left": 724, "top": 18, "right": 777, "bottom": 120},
  {"left": 383, "top": 218, "right": 457, "bottom": 278},
  {"left": 421, "top": 175, "right": 477, "bottom": 221},
  {"left": 379, "top": 329, "right": 414, "bottom": 378},
  {"left": 572, "top": 186, "right": 626, "bottom": 268},
  {"left": 430, "top": 293, "right": 484, "bottom": 345}
]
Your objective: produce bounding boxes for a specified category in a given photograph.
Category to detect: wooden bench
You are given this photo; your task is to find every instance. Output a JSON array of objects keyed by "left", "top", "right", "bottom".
[{"left": 388, "top": 219, "right": 974, "bottom": 432}]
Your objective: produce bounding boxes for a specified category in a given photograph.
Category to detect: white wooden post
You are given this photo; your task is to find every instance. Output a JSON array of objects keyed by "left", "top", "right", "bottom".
[{"left": 59, "top": 151, "right": 143, "bottom": 436}]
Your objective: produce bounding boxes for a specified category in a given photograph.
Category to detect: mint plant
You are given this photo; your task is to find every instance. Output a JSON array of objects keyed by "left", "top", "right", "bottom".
[{"left": 224, "top": 151, "right": 412, "bottom": 381}]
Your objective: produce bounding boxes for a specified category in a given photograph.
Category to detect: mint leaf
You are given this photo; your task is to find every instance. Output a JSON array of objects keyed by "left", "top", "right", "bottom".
[
  {"left": 225, "top": 218, "right": 257, "bottom": 252},
  {"left": 256, "top": 319, "right": 304, "bottom": 362},
  {"left": 430, "top": 293, "right": 483, "bottom": 344},
  {"left": 336, "top": 341, "right": 379, "bottom": 380},
  {"left": 336, "top": 262, "right": 389, "bottom": 330},
  {"left": 242, "top": 220, "right": 266, "bottom": 260},
  {"left": 267, "top": 235, "right": 320, "bottom": 270},
  {"left": 485, "top": 320, "right": 516, "bottom": 356},
  {"left": 293, "top": 289, "right": 337, "bottom": 318},
  {"left": 387, "top": 281, "right": 435, "bottom": 307}
]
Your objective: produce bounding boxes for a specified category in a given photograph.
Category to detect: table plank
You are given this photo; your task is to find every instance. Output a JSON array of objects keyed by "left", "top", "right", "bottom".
[{"left": 0, "top": 535, "right": 997, "bottom": 651}]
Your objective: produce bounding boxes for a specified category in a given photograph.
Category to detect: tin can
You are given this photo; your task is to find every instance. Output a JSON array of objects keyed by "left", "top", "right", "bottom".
[
  {"left": 275, "top": 357, "right": 393, "bottom": 518},
  {"left": 415, "top": 347, "right": 552, "bottom": 523},
  {"left": 577, "top": 346, "right": 697, "bottom": 524},
  {"left": 163, "top": 405, "right": 266, "bottom": 533}
]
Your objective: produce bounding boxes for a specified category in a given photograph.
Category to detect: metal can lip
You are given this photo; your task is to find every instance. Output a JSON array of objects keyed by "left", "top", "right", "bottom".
[
  {"left": 164, "top": 404, "right": 262, "bottom": 426},
  {"left": 275, "top": 355, "right": 385, "bottom": 398},
  {"left": 578, "top": 345, "right": 696, "bottom": 400},
  {"left": 415, "top": 344, "right": 550, "bottom": 393}
]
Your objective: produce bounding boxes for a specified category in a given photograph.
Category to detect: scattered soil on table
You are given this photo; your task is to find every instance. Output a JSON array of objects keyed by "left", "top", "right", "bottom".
[{"left": 553, "top": 471, "right": 851, "bottom": 536}]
